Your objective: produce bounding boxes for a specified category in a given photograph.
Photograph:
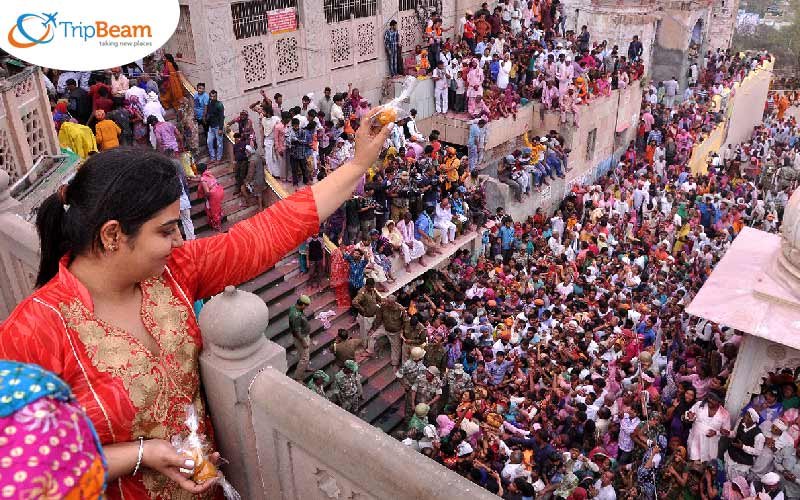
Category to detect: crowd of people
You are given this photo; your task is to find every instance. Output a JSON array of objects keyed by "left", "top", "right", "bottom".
[
  {"left": 11, "top": 4, "right": 798, "bottom": 499},
  {"left": 310, "top": 50, "right": 800, "bottom": 499},
  {"left": 383, "top": 0, "right": 645, "bottom": 126}
]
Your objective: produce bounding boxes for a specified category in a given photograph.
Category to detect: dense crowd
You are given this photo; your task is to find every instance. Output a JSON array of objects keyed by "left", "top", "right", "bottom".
[
  {"left": 382, "top": 0, "right": 645, "bottom": 125},
  {"left": 312, "top": 50, "right": 800, "bottom": 499},
  {"left": 24, "top": 10, "right": 799, "bottom": 500}
]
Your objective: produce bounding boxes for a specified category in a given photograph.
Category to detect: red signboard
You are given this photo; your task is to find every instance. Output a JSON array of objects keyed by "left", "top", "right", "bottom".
[{"left": 268, "top": 8, "right": 297, "bottom": 34}]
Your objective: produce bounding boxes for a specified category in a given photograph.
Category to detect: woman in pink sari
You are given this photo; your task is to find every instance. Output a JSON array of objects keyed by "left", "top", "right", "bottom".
[{"left": 196, "top": 162, "right": 225, "bottom": 231}]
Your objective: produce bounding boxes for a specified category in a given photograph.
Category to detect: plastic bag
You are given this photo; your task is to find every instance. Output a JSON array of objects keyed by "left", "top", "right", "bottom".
[
  {"left": 171, "top": 405, "right": 242, "bottom": 500},
  {"left": 371, "top": 75, "right": 418, "bottom": 127}
]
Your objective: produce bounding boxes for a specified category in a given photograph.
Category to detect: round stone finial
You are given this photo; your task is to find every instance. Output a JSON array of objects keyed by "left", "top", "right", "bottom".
[{"left": 198, "top": 284, "right": 269, "bottom": 360}]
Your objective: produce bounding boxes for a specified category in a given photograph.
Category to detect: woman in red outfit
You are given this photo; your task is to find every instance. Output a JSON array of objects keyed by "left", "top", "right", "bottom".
[{"left": 0, "top": 111, "right": 391, "bottom": 499}]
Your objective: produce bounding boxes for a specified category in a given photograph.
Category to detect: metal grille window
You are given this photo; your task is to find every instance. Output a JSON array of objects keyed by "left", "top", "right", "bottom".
[
  {"left": 231, "top": 0, "right": 298, "bottom": 40},
  {"left": 399, "top": 0, "right": 417, "bottom": 11},
  {"left": 324, "top": 0, "right": 377, "bottom": 23}
]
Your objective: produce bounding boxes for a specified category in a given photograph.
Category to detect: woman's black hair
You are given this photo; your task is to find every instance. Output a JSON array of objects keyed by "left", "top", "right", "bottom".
[
  {"left": 35, "top": 148, "right": 182, "bottom": 287},
  {"left": 164, "top": 53, "right": 179, "bottom": 71}
]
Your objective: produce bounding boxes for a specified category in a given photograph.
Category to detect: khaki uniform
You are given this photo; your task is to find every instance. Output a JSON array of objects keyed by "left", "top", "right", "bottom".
[
  {"left": 367, "top": 302, "right": 407, "bottom": 368},
  {"left": 332, "top": 338, "right": 362, "bottom": 369},
  {"left": 352, "top": 287, "right": 380, "bottom": 347},
  {"left": 402, "top": 323, "right": 428, "bottom": 363},
  {"left": 423, "top": 342, "right": 447, "bottom": 374}
]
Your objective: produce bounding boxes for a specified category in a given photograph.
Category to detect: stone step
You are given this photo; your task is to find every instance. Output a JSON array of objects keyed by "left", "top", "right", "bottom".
[
  {"left": 360, "top": 378, "right": 405, "bottom": 432},
  {"left": 360, "top": 361, "right": 398, "bottom": 408},
  {"left": 268, "top": 288, "right": 335, "bottom": 327},
  {"left": 238, "top": 259, "right": 299, "bottom": 295},
  {"left": 264, "top": 287, "right": 338, "bottom": 340},
  {"left": 281, "top": 307, "right": 352, "bottom": 362}
]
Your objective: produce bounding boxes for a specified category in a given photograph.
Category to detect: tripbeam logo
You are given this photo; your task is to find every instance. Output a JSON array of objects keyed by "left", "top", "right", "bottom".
[
  {"left": 8, "top": 13, "right": 58, "bottom": 48},
  {"left": 0, "top": 1, "right": 179, "bottom": 71}
]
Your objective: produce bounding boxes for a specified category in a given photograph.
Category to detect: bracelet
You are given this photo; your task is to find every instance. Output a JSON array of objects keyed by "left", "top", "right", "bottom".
[{"left": 132, "top": 437, "right": 145, "bottom": 476}]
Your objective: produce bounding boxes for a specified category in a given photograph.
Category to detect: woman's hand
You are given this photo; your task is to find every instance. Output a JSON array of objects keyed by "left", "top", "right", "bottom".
[
  {"left": 352, "top": 108, "right": 393, "bottom": 170},
  {"left": 142, "top": 439, "right": 221, "bottom": 494}
]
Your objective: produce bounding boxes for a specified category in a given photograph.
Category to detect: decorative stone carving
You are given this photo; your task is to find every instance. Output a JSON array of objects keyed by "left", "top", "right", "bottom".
[
  {"left": 0, "top": 129, "right": 19, "bottom": 184},
  {"left": 197, "top": 285, "right": 270, "bottom": 360},
  {"left": 13, "top": 76, "right": 33, "bottom": 98},
  {"left": 275, "top": 35, "right": 301, "bottom": 80},
  {"left": 330, "top": 26, "right": 352, "bottom": 67},
  {"left": 399, "top": 13, "right": 420, "bottom": 49},
  {"left": 356, "top": 21, "right": 376, "bottom": 60},
  {"left": 241, "top": 42, "right": 269, "bottom": 85},
  {"left": 21, "top": 108, "right": 45, "bottom": 161}
]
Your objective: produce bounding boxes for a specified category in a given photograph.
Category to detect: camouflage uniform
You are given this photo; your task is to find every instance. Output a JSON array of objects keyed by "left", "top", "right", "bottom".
[
  {"left": 396, "top": 359, "right": 427, "bottom": 417},
  {"left": 445, "top": 370, "right": 474, "bottom": 409},
  {"left": 333, "top": 367, "right": 363, "bottom": 414},
  {"left": 306, "top": 370, "right": 330, "bottom": 400},
  {"left": 411, "top": 372, "right": 443, "bottom": 415}
]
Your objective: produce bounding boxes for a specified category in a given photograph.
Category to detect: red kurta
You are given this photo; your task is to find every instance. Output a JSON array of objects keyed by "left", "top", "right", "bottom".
[{"left": 0, "top": 187, "right": 319, "bottom": 499}]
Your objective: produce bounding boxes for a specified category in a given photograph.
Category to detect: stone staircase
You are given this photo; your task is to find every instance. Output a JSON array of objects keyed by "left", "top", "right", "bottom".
[{"left": 235, "top": 253, "right": 407, "bottom": 434}]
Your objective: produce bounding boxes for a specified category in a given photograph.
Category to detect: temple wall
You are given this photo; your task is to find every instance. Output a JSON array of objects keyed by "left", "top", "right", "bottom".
[{"left": 164, "top": 0, "right": 462, "bottom": 121}]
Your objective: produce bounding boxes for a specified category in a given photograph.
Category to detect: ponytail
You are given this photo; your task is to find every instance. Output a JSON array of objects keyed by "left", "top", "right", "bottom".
[
  {"left": 33, "top": 147, "right": 182, "bottom": 288},
  {"left": 35, "top": 192, "right": 69, "bottom": 287}
]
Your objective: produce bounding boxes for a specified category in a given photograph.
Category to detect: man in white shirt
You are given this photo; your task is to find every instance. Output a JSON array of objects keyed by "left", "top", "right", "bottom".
[
  {"left": 434, "top": 198, "right": 457, "bottom": 245},
  {"left": 592, "top": 471, "right": 617, "bottom": 500},
  {"left": 330, "top": 94, "right": 345, "bottom": 124},
  {"left": 432, "top": 60, "right": 450, "bottom": 114}
]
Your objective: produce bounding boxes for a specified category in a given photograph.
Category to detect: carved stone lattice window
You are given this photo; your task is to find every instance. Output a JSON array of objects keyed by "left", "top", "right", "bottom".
[
  {"left": 275, "top": 36, "right": 300, "bottom": 78},
  {"left": 0, "top": 128, "right": 19, "bottom": 183},
  {"left": 14, "top": 76, "right": 33, "bottom": 99},
  {"left": 242, "top": 42, "right": 269, "bottom": 84},
  {"left": 356, "top": 21, "right": 375, "bottom": 59},
  {"left": 331, "top": 26, "right": 352, "bottom": 65},
  {"left": 21, "top": 109, "right": 46, "bottom": 160},
  {"left": 399, "top": 14, "right": 419, "bottom": 49},
  {"left": 171, "top": 5, "right": 197, "bottom": 62}
]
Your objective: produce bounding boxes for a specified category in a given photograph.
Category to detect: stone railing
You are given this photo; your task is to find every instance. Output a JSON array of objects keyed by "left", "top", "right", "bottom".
[
  {"left": 0, "top": 169, "right": 39, "bottom": 320},
  {"left": 198, "top": 285, "right": 496, "bottom": 500}
]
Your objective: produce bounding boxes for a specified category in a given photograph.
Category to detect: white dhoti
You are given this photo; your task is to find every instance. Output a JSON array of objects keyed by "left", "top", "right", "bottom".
[
  {"left": 264, "top": 138, "right": 281, "bottom": 177},
  {"left": 435, "top": 220, "right": 457, "bottom": 244},
  {"left": 401, "top": 239, "right": 426, "bottom": 264},
  {"left": 367, "top": 264, "right": 388, "bottom": 283}
]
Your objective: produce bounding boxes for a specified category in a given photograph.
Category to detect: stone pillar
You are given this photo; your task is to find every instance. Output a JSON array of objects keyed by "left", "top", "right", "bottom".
[
  {"left": 198, "top": 285, "right": 288, "bottom": 499},
  {"left": 0, "top": 169, "right": 39, "bottom": 320}
]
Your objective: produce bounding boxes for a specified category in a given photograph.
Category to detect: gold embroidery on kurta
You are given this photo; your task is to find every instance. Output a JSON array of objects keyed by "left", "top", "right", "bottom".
[{"left": 59, "top": 276, "right": 205, "bottom": 499}]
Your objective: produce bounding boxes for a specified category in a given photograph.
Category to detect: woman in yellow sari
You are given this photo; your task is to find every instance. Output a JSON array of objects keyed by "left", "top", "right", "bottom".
[{"left": 160, "top": 53, "right": 183, "bottom": 110}]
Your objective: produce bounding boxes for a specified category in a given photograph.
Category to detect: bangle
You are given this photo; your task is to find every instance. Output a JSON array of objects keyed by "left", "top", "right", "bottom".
[{"left": 133, "top": 437, "right": 145, "bottom": 476}]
